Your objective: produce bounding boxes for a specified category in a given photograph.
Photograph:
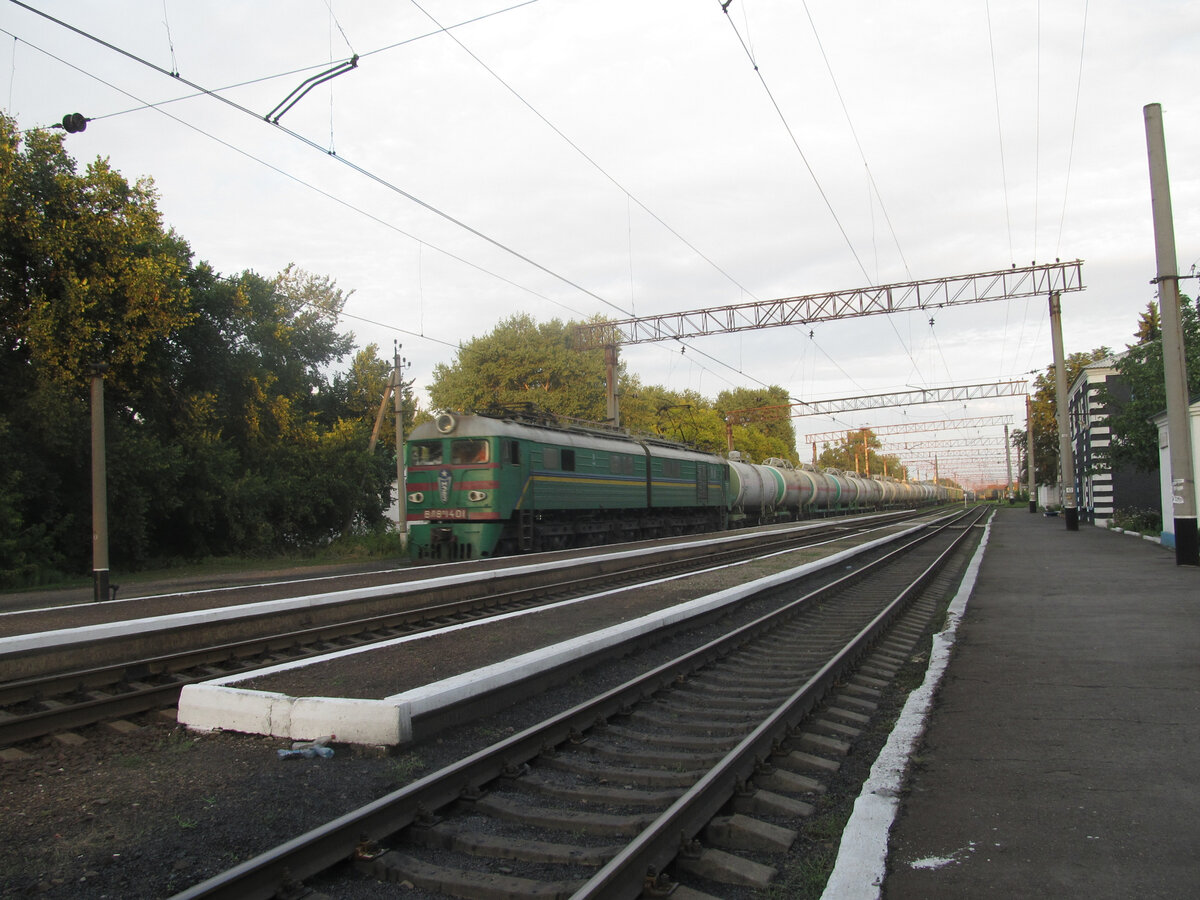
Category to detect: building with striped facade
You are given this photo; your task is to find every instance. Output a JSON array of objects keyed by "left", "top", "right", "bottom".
[{"left": 1067, "top": 355, "right": 1159, "bottom": 527}]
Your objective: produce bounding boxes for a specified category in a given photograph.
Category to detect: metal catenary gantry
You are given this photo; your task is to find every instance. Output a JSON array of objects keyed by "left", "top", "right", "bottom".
[{"left": 574, "top": 260, "right": 1084, "bottom": 349}]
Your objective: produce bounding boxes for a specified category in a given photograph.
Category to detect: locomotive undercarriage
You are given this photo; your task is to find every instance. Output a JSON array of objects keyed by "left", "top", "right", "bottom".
[{"left": 494, "top": 506, "right": 726, "bottom": 556}]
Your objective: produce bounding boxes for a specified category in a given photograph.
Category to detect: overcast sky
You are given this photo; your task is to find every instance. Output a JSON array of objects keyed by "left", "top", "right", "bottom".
[{"left": 5, "top": 0, "right": 1198, "bottom": 486}]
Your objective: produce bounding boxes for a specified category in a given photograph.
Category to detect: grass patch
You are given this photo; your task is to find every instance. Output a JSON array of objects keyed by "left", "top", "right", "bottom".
[{"left": 386, "top": 751, "right": 426, "bottom": 786}]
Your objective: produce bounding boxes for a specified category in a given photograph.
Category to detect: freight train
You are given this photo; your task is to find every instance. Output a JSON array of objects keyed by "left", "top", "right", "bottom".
[{"left": 404, "top": 409, "right": 959, "bottom": 561}]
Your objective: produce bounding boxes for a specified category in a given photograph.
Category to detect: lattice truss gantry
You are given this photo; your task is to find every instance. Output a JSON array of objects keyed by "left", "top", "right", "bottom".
[{"left": 574, "top": 261, "right": 1084, "bottom": 348}]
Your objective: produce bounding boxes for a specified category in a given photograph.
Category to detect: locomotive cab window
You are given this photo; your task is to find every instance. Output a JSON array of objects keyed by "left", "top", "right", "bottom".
[
  {"left": 451, "top": 439, "right": 489, "bottom": 464},
  {"left": 561, "top": 449, "right": 575, "bottom": 471},
  {"left": 410, "top": 441, "right": 443, "bottom": 465},
  {"left": 505, "top": 440, "right": 521, "bottom": 465}
]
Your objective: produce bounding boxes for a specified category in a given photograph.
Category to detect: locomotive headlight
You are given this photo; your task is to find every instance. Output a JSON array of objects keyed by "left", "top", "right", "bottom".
[
  {"left": 408, "top": 491, "right": 425, "bottom": 503},
  {"left": 467, "top": 490, "right": 488, "bottom": 502}
]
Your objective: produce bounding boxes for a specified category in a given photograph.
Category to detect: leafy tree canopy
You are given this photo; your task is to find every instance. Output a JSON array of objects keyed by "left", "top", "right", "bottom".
[
  {"left": 817, "top": 428, "right": 909, "bottom": 480},
  {"left": 428, "top": 313, "right": 613, "bottom": 420},
  {"left": 1100, "top": 293, "right": 1200, "bottom": 473},
  {"left": 0, "top": 116, "right": 399, "bottom": 585},
  {"left": 1010, "top": 346, "right": 1111, "bottom": 485},
  {"left": 425, "top": 318, "right": 799, "bottom": 461}
]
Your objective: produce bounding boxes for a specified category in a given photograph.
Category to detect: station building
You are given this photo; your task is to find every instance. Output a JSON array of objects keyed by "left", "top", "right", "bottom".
[{"left": 1067, "top": 354, "right": 1159, "bottom": 528}]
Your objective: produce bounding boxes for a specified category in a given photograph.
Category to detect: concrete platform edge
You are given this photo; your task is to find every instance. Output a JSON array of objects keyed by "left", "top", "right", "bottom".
[{"left": 176, "top": 523, "right": 928, "bottom": 746}]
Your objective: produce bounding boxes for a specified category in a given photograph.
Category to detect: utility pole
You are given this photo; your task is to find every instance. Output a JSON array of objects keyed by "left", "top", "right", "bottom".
[
  {"left": 604, "top": 344, "right": 619, "bottom": 426},
  {"left": 1144, "top": 102, "right": 1198, "bottom": 565},
  {"left": 1004, "top": 423, "right": 1013, "bottom": 502},
  {"left": 1026, "top": 395, "right": 1036, "bottom": 513},
  {"left": 90, "top": 364, "right": 110, "bottom": 602},
  {"left": 1049, "top": 291, "right": 1079, "bottom": 531},
  {"left": 393, "top": 343, "right": 409, "bottom": 538}
]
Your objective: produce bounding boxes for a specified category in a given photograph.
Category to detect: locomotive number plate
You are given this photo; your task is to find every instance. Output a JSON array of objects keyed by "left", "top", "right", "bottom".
[{"left": 424, "top": 508, "right": 468, "bottom": 520}]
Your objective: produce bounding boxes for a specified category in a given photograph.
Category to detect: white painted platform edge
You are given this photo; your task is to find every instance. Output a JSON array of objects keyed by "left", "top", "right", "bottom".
[
  {"left": 818, "top": 515, "right": 992, "bottom": 900},
  {"left": 178, "top": 521, "right": 926, "bottom": 746},
  {"left": 178, "top": 685, "right": 412, "bottom": 746}
]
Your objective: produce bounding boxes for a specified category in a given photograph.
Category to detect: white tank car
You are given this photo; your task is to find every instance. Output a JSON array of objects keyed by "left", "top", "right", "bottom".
[
  {"left": 727, "top": 452, "right": 786, "bottom": 522},
  {"left": 857, "top": 473, "right": 884, "bottom": 507},
  {"left": 762, "top": 458, "right": 817, "bottom": 515}
]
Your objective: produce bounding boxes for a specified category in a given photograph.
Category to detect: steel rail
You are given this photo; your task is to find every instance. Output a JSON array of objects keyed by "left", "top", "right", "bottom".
[
  {"left": 167, "top": 507, "right": 983, "bottom": 900},
  {"left": 572, "top": 504, "right": 989, "bottom": 897}
]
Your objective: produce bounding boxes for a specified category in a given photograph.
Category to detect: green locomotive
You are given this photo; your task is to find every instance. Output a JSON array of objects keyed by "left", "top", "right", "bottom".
[{"left": 404, "top": 410, "right": 728, "bottom": 560}]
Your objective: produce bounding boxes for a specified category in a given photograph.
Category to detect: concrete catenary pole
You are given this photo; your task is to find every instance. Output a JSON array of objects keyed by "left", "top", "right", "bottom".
[
  {"left": 393, "top": 344, "right": 408, "bottom": 537},
  {"left": 1026, "top": 394, "right": 1037, "bottom": 513},
  {"left": 1144, "top": 102, "right": 1198, "bottom": 565},
  {"left": 1049, "top": 290, "right": 1079, "bottom": 531},
  {"left": 1004, "top": 423, "right": 1013, "bottom": 501},
  {"left": 90, "top": 364, "right": 110, "bottom": 602},
  {"left": 604, "top": 344, "right": 620, "bottom": 426}
]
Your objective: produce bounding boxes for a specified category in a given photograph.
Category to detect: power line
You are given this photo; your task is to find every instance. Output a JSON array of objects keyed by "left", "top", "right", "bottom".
[
  {"left": 717, "top": 1, "right": 868, "bottom": 282},
  {"left": 800, "top": 0, "right": 911, "bottom": 281},
  {"left": 984, "top": 0, "right": 1014, "bottom": 263},
  {"left": 0, "top": 25, "right": 566, "bottom": 350},
  {"left": 719, "top": 2, "right": 929, "bottom": 388},
  {"left": 9, "top": 0, "right": 633, "bottom": 320},
  {"left": 407, "top": 0, "right": 764, "bottom": 305},
  {"left": 1054, "top": 0, "right": 1090, "bottom": 259},
  {"left": 18, "top": 0, "right": 803, "bottom": 406}
]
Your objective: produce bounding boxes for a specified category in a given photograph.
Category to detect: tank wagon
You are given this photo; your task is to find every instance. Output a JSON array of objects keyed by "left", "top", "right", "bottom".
[{"left": 405, "top": 410, "right": 957, "bottom": 561}]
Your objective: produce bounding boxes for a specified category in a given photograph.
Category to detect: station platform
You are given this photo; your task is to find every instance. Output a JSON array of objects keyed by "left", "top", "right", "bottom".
[{"left": 825, "top": 506, "right": 1200, "bottom": 899}]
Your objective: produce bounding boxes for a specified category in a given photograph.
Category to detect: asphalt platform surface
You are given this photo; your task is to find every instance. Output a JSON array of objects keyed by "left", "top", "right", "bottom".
[{"left": 879, "top": 507, "right": 1199, "bottom": 899}]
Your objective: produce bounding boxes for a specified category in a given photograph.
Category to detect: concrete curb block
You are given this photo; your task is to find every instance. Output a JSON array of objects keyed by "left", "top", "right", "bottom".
[
  {"left": 819, "top": 515, "right": 993, "bottom": 900},
  {"left": 177, "top": 521, "right": 928, "bottom": 746},
  {"left": 178, "top": 685, "right": 412, "bottom": 746}
]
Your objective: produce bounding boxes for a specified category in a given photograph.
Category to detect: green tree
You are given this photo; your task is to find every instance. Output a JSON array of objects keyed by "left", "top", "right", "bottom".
[
  {"left": 817, "top": 428, "right": 908, "bottom": 480},
  {"left": 1134, "top": 301, "right": 1161, "bottom": 343},
  {"left": 1011, "top": 346, "right": 1111, "bottom": 486},
  {"left": 716, "top": 386, "right": 799, "bottom": 461},
  {"left": 428, "top": 314, "right": 611, "bottom": 419},
  {"left": 1100, "top": 294, "right": 1200, "bottom": 473},
  {"left": 0, "top": 114, "right": 398, "bottom": 580},
  {"left": 0, "top": 116, "right": 193, "bottom": 579}
]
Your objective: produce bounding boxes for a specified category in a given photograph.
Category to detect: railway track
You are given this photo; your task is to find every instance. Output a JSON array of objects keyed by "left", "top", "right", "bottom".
[
  {"left": 0, "top": 511, "right": 927, "bottom": 749},
  {"left": 169, "top": 505, "right": 989, "bottom": 900}
]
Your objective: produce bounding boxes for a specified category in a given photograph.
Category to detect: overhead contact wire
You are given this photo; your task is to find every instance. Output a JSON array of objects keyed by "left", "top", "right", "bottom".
[
  {"left": 407, "top": 0, "right": 763, "bottom": 305},
  {"left": 8, "top": 0, "right": 633, "bottom": 320},
  {"left": 1054, "top": 0, "right": 1089, "bottom": 259},
  {"left": 0, "top": 26, "right": 567, "bottom": 348},
  {"left": 718, "top": 1, "right": 869, "bottom": 284}
]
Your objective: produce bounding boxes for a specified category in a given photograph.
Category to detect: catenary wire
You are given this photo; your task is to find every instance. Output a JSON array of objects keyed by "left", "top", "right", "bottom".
[
  {"left": 0, "top": 25, "right": 562, "bottom": 350},
  {"left": 21, "top": 0, "right": 827, "bottom": 417},
  {"left": 984, "top": 0, "right": 1014, "bottom": 263},
  {"left": 407, "top": 0, "right": 765, "bottom": 306},
  {"left": 1054, "top": 0, "right": 1089, "bottom": 259},
  {"left": 8, "top": 0, "right": 634, "bottom": 320},
  {"left": 719, "top": 2, "right": 931, "bottom": 391},
  {"left": 800, "top": 0, "right": 911, "bottom": 281}
]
